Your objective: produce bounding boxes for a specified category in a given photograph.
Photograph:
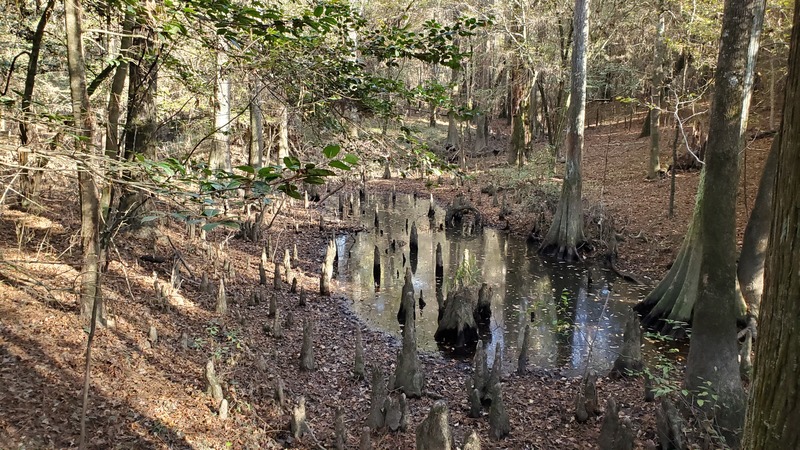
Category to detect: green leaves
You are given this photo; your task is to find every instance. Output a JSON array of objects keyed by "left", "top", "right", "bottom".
[
  {"left": 328, "top": 160, "right": 350, "bottom": 171},
  {"left": 322, "top": 144, "right": 340, "bottom": 159}
]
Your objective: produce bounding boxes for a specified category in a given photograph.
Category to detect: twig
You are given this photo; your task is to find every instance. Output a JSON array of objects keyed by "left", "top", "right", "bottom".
[
  {"left": 316, "top": 181, "right": 346, "bottom": 205},
  {"left": 302, "top": 421, "right": 327, "bottom": 450},
  {"left": 165, "top": 234, "right": 192, "bottom": 273},
  {"left": 78, "top": 278, "right": 101, "bottom": 450},
  {"left": 110, "top": 241, "right": 138, "bottom": 304}
]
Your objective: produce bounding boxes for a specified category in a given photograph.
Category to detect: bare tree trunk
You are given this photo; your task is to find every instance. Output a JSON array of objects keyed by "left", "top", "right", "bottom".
[
  {"left": 277, "top": 102, "right": 290, "bottom": 163},
  {"left": 529, "top": 73, "right": 540, "bottom": 141},
  {"left": 647, "top": 11, "right": 665, "bottom": 179},
  {"left": 210, "top": 42, "right": 232, "bottom": 171},
  {"left": 118, "top": 6, "right": 157, "bottom": 222},
  {"left": 105, "top": 12, "right": 133, "bottom": 160},
  {"left": 64, "top": 1, "right": 102, "bottom": 446},
  {"left": 123, "top": 6, "right": 157, "bottom": 161},
  {"left": 446, "top": 64, "right": 460, "bottom": 149},
  {"left": 743, "top": 6, "right": 800, "bottom": 446},
  {"left": 18, "top": 0, "right": 55, "bottom": 146},
  {"left": 16, "top": 0, "right": 56, "bottom": 210},
  {"left": 66, "top": 0, "right": 102, "bottom": 326},
  {"left": 507, "top": 59, "right": 527, "bottom": 167},
  {"left": 474, "top": 107, "right": 487, "bottom": 154},
  {"left": 737, "top": 138, "right": 778, "bottom": 320},
  {"left": 249, "top": 76, "right": 264, "bottom": 170},
  {"left": 539, "top": 0, "right": 589, "bottom": 262},
  {"left": 768, "top": 50, "right": 776, "bottom": 130},
  {"left": 685, "top": 0, "right": 765, "bottom": 444}
]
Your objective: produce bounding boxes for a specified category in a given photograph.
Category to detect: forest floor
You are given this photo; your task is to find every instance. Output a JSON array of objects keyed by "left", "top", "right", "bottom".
[{"left": 0, "top": 111, "right": 773, "bottom": 449}]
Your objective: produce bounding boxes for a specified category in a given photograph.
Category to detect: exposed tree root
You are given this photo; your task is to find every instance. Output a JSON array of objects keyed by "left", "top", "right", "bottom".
[{"left": 539, "top": 243, "right": 583, "bottom": 263}]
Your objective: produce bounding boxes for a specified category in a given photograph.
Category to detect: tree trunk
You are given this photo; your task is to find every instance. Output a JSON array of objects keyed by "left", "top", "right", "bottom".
[
  {"left": 446, "top": 64, "right": 460, "bottom": 149},
  {"left": 474, "top": 108, "right": 487, "bottom": 154},
  {"left": 647, "top": 12, "right": 665, "bottom": 179},
  {"left": 16, "top": 0, "right": 56, "bottom": 210},
  {"left": 743, "top": 6, "right": 800, "bottom": 446},
  {"left": 66, "top": 0, "right": 102, "bottom": 327},
  {"left": 538, "top": 77, "right": 554, "bottom": 149},
  {"left": 123, "top": 7, "right": 157, "bottom": 161},
  {"left": 539, "top": 0, "right": 589, "bottom": 262},
  {"left": 529, "top": 74, "right": 540, "bottom": 141},
  {"left": 507, "top": 60, "right": 527, "bottom": 167},
  {"left": 685, "top": 0, "right": 765, "bottom": 444},
  {"left": 636, "top": 175, "right": 705, "bottom": 333},
  {"left": 637, "top": 0, "right": 765, "bottom": 337},
  {"left": 249, "top": 76, "right": 264, "bottom": 170},
  {"left": 19, "top": 0, "right": 55, "bottom": 146},
  {"left": 277, "top": 102, "right": 290, "bottom": 163},
  {"left": 210, "top": 42, "right": 232, "bottom": 171},
  {"left": 118, "top": 7, "right": 157, "bottom": 222},
  {"left": 105, "top": 11, "right": 133, "bottom": 160},
  {"left": 737, "top": 138, "right": 778, "bottom": 321}
]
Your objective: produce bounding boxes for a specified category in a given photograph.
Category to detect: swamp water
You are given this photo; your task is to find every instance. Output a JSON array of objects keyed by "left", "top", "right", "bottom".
[{"left": 336, "top": 192, "right": 654, "bottom": 376}]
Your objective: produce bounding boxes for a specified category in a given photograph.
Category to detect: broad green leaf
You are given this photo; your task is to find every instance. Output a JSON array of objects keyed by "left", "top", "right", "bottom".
[
  {"left": 258, "top": 166, "right": 276, "bottom": 177},
  {"left": 283, "top": 156, "right": 300, "bottom": 170},
  {"left": 323, "top": 144, "right": 341, "bottom": 159},
  {"left": 202, "top": 222, "right": 222, "bottom": 231},
  {"left": 329, "top": 160, "right": 350, "bottom": 170},
  {"left": 236, "top": 164, "right": 255, "bottom": 174}
]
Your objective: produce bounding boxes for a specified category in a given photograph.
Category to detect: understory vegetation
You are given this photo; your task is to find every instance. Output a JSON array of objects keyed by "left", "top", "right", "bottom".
[{"left": 1, "top": 0, "right": 798, "bottom": 449}]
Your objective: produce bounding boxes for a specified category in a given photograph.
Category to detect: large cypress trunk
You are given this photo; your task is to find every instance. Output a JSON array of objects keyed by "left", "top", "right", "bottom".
[
  {"left": 539, "top": 0, "right": 589, "bottom": 261},
  {"left": 737, "top": 138, "right": 778, "bottom": 320},
  {"left": 684, "top": 0, "right": 765, "bottom": 444},
  {"left": 743, "top": 3, "right": 800, "bottom": 447}
]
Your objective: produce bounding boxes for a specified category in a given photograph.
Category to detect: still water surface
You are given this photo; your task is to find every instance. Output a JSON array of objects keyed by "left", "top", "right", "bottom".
[{"left": 335, "top": 192, "right": 652, "bottom": 376}]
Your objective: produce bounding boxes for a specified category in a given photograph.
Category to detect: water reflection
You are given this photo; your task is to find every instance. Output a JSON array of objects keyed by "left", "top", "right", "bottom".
[{"left": 336, "top": 192, "right": 651, "bottom": 376}]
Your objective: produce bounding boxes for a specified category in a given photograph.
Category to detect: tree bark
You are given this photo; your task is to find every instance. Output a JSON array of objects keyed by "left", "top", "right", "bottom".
[
  {"left": 15, "top": 0, "right": 56, "bottom": 210},
  {"left": 539, "top": 0, "right": 589, "bottom": 261},
  {"left": 65, "top": 0, "right": 102, "bottom": 326},
  {"left": 106, "top": 11, "right": 133, "bottom": 160},
  {"left": 123, "top": 6, "right": 158, "bottom": 161},
  {"left": 637, "top": 0, "right": 765, "bottom": 337},
  {"left": 210, "top": 41, "right": 232, "bottom": 171},
  {"left": 19, "top": 0, "right": 55, "bottom": 146},
  {"left": 446, "top": 64, "right": 460, "bottom": 150},
  {"left": 119, "top": 5, "right": 158, "bottom": 221},
  {"left": 647, "top": 11, "right": 665, "bottom": 179},
  {"left": 636, "top": 175, "right": 705, "bottom": 333},
  {"left": 737, "top": 138, "right": 778, "bottom": 320},
  {"left": 529, "top": 73, "right": 540, "bottom": 141},
  {"left": 743, "top": 6, "right": 800, "bottom": 447},
  {"left": 277, "top": 102, "right": 290, "bottom": 163},
  {"left": 507, "top": 60, "right": 527, "bottom": 167},
  {"left": 685, "top": 0, "right": 765, "bottom": 444},
  {"left": 249, "top": 76, "right": 264, "bottom": 170},
  {"left": 474, "top": 109, "right": 487, "bottom": 154}
]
